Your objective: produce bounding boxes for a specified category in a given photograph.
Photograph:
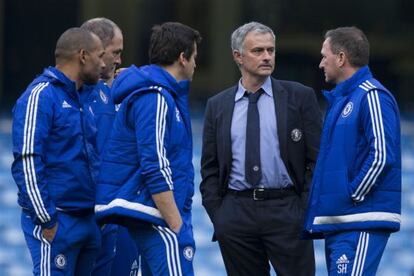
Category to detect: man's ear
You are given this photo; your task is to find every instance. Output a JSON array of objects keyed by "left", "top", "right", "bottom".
[
  {"left": 233, "top": 50, "right": 242, "bottom": 66},
  {"left": 79, "top": 49, "right": 87, "bottom": 65},
  {"left": 337, "top": 51, "right": 346, "bottom": 68},
  {"left": 178, "top": 52, "right": 187, "bottom": 67}
]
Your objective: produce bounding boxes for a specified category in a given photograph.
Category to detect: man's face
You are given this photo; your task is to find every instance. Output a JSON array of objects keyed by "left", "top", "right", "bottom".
[
  {"left": 82, "top": 34, "right": 105, "bottom": 85},
  {"left": 182, "top": 42, "right": 197, "bottom": 81},
  {"left": 101, "top": 28, "right": 123, "bottom": 81},
  {"left": 234, "top": 31, "right": 275, "bottom": 78},
  {"left": 319, "top": 38, "right": 341, "bottom": 84}
]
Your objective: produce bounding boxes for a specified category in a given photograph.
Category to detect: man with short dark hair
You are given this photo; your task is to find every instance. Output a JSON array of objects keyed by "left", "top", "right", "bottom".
[
  {"left": 303, "top": 26, "right": 401, "bottom": 275},
  {"left": 200, "top": 21, "right": 321, "bottom": 276},
  {"left": 94, "top": 22, "right": 201, "bottom": 276},
  {"left": 11, "top": 27, "right": 105, "bottom": 275}
]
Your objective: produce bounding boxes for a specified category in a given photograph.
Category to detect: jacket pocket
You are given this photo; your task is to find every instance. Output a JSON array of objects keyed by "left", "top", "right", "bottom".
[{"left": 320, "top": 170, "right": 349, "bottom": 195}]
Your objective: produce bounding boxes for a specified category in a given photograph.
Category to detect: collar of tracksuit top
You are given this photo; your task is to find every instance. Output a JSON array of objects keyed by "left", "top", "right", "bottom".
[
  {"left": 112, "top": 64, "right": 190, "bottom": 104},
  {"left": 42, "top": 66, "right": 81, "bottom": 99},
  {"left": 112, "top": 64, "right": 192, "bottom": 134},
  {"left": 42, "top": 66, "right": 98, "bottom": 114},
  {"left": 323, "top": 65, "right": 372, "bottom": 105}
]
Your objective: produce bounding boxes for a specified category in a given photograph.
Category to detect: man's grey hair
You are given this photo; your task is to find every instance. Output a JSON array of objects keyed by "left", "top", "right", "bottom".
[
  {"left": 231, "top": 21, "right": 275, "bottom": 54},
  {"left": 81, "top": 17, "right": 120, "bottom": 48}
]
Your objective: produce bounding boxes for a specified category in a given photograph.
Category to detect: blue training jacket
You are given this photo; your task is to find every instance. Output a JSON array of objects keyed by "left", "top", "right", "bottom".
[
  {"left": 95, "top": 64, "right": 195, "bottom": 227},
  {"left": 84, "top": 80, "right": 116, "bottom": 155},
  {"left": 11, "top": 67, "right": 99, "bottom": 228},
  {"left": 303, "top": 66, "right": 401, "bottom": 238}
]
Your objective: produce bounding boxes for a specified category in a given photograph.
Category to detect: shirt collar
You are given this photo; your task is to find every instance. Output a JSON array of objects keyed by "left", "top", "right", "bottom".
[{"left": 235, "top": 76, "right": 273, "bottom": 102}]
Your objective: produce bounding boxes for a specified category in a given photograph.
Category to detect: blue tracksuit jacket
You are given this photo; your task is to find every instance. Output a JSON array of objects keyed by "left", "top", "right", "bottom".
[
  {"left": 95, "top": 64, "right": 194, "bottom": 227},
  {"left": 84, "top": 80, "right": 116, "bottom": 155},
  {"left": 303, "top": 66, "right": 401, "bottom": 238},
  {"left": 11, "top": 67, "right": 99, "bottom": 228}
]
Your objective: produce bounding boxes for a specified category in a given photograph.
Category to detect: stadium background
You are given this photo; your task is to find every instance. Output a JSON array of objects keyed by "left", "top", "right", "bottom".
[{"left": 0, "top": 0, "right": 413, "bottom": 275}]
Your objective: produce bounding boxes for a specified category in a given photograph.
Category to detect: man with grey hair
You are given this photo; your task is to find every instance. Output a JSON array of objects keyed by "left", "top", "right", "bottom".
[
  {"left": 81, "top": 18, "right": 140, "bottom": 276},
  {"left": 304, "top": 26, "right": 401, "bottom": 275},
  {"left": 81, "top": 17, "right": 123, "bottom": 86},
  {"left": 200, "top": 21, "right": 321, "bottom": 275}
]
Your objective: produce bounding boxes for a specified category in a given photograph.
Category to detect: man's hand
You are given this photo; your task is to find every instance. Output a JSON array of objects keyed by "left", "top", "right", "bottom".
[
  {"left": 171, "top": 221, "right": 183, "bottom": 234},
  {"left": 152, "top": 191, "right": 182, "bottom": 234},
  {"left": 42, "top": 223, "right": 58, "bottom": 242}
]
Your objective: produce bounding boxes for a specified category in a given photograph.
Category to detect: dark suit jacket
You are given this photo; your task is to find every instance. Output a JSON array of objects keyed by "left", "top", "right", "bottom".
[{"left": 200, "top": 77, "right": 322, "bottom": 221}]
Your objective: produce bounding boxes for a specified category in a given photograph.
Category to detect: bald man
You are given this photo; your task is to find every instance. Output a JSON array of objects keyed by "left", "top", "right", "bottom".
[{"left": 11, "top": 27, "right": 105, "bottom": 275}]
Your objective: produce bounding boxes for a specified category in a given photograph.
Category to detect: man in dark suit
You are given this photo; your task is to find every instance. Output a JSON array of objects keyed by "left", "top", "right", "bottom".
[{"left": 200, "top": 21, "right": 322, "bottom": 276}]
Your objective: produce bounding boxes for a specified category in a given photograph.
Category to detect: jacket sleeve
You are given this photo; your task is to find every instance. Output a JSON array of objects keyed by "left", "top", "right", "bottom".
[
  {"left": 301, "top": 87, "right": 323, "bottom": 192},
  {"left": 300, "top": 87, "right": 322, "bottom": 206},
  {"left": 349, "top": 90, "right": 400, "bottom": 202},
  {"left": 131, "top": 92, "right": 174, "bottom": 195},
  {"left": 199, "top": 98, "right": 222, "bottom": 222},
  {"left": 11, "top": 83, "right": 57, "bottom": 228}
]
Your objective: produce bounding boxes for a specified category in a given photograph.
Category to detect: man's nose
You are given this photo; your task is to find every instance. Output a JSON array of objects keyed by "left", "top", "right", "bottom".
[
  {"left": 319, "top": 60, "right": 324, "bottom": 69},
  {"left": 115, "top": 55, "right": 122, "bottom": 66},
  {"left": 263, "top": 50, "right": 272, "bottom": 60}
]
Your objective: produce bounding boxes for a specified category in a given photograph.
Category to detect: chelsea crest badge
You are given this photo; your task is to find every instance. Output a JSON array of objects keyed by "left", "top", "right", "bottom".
[
  {"left": 99, "top": 90, "right": 108, "bottom": 104},
  {"left": 291, "top": 128, "right": 302, "bottom": 142},
  {"left": 342, "top": 102, "right": 353, "bottom": 117},
  {"left": 55, "top": 254, "right": 67, "bottom": 269}
]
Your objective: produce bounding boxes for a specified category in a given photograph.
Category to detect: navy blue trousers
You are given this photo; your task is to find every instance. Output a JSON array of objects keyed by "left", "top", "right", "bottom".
[
  {"left": 21, "top": 210, "right": 101, "bottom": 276},
  {"left": 325, "top": 230, "right": 389, "bottom": 276}
]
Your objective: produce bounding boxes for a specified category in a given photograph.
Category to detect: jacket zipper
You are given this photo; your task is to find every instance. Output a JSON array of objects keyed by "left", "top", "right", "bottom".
[{"left": 79, "top": 106, "right": 95, "bottom": 187}]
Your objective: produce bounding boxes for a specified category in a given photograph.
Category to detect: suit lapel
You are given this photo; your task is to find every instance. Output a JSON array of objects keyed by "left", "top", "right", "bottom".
[
  {"left": 272, "top": 78, "right": 288, "bottom": 164},
  {"left": 222, "top": 87, "right": 237, "bottom": 169}
]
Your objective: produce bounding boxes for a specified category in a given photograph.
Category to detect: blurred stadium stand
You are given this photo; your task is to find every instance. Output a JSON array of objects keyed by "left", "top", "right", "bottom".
[
  {"left": 0, "top": 113, "right": 413, "bottom": 276},
  {"left": 1, "top": 0, "right": 413, "bottom": 275}
]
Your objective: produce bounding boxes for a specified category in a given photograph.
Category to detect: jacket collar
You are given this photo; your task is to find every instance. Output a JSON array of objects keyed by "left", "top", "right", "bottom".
[
  {"left": 141, "top": 65, "right": 190, "bottom": 98},
  {"left": 43, "top": 66, "right": 78, "bottom": 98},
  {"left": 323, "top": 66, "right": 372, "bottom": 104},
  {"left": 235, "top": 76, "right": 273, "bottom": 102},
  {"left": 111, "top": 64, "right": 190, "bottom": 104}
]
